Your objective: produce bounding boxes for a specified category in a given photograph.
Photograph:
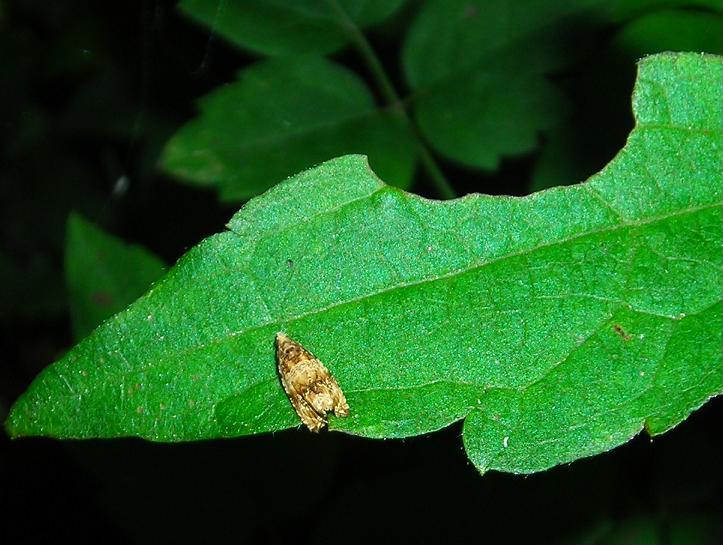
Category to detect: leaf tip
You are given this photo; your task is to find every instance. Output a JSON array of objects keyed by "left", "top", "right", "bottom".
[{"left": 4, "top": 404, "right": 26, "bottom": 440}]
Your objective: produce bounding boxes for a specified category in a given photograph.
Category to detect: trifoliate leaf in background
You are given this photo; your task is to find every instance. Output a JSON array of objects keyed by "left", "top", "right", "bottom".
[
  {"left": 178, "top": 0, "right": 406, "bottom": 56},
  {"left": 7, "top": 53, "right": 721, "bottom": 476},
  {"left": 65, "top": 213, "right": 166, "bottom": 340},
  {"left": 161, "top": 56, "right": 417, "bottom": 201}
]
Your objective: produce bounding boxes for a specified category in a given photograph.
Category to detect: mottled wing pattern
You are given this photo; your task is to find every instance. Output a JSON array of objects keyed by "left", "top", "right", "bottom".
[{"left": 276, "top": 332, "right": 349, "bottom": 432}]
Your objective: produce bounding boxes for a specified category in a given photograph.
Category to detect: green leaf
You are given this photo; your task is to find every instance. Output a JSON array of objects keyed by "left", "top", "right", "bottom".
[
  {"left": 178, "top": 0, "right": 406, "bottom": 56},
  {"left": 65, "top": 213, "right": 167, "bottom": 340},
  {"left": 410, "top": 66, "right": 564, "bottom": 170},
  {"left": 608, "top": 0, "right": 723, "bottom": 22},
  {"left": 7, "top": 53, "right": 722, "bottom": 475},
  {"left": 613, "top": 9, "right": 723, "bottom": 57},
  {"left": 403, "top": 0, "right": 593, "bottom": 88},
  {"left": 161, "top": 56, "right": 417, "bottom": 201},
  {"left": 402, "top": 0, "right": 603, "bottom": 169}
]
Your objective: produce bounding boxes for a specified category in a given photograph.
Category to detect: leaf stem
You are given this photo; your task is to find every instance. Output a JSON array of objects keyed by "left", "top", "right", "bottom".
[{"left": 327, "top": 0, "right": 457, "bottom": 200}]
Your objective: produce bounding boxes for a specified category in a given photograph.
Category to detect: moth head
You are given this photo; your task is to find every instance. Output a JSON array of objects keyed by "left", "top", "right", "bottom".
[{"left": 276, "top": 332, "right": 302, "bottom": 358}]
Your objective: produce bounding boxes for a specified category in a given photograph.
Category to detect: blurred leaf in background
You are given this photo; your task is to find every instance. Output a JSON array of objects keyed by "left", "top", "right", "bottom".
[
  {"left": 0, "top": 4, "right": 145, "bottom": 322},
  {"left": 161, "top": 56, "right": 417, "bottom": 200},
  {"left": 401, "top": 0, "right": 590, "bottom": 170},
  {"left": 178, "top": 0, "right": 408, "bottom": 56},
  {"left": 65, "top": 213, "right": 166, "bottom": 340},
  {"left": 167, "top": 0, "right": 723, "bottom": 200},
  {"left": 566, "top": 513, "right": 721, "bottom": 545}
]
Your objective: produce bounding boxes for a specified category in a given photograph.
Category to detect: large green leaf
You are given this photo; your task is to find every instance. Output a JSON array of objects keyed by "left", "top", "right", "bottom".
[
  {"left": 7, "top": 53, "right": 721, "bottom": 475},
  {"left": 178, "top": 0, "right": 406, "bottom": 56},
  {"left": 65, "top": 213, "right": 166, "bottom": 340},
  {"left": 161, "top": 56, "right": 417, "bottom": 201}
]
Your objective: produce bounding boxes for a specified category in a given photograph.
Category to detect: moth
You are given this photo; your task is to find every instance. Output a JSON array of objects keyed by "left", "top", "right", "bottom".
[{"left": 276, "top": 332, "right": 350, "bottom": 432}]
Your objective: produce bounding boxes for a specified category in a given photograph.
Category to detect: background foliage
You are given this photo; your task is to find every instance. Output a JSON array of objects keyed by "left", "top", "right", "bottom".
[{"left": 1, "top": 1, "right": 721, "bottom": 544}]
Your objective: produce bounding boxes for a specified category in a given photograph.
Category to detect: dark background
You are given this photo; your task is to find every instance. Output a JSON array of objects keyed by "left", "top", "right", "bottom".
[{"left": 1, "top": 1, "right": 721, "bottom": 543}]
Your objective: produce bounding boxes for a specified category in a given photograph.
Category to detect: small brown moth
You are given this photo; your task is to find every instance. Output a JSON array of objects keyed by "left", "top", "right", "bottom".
[{"left": 276, "top": 332, "right": 350, "bottom": 432}]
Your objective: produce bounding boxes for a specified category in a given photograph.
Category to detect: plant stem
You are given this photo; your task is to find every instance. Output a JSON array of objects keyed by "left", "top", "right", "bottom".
[{"left": 327, "top": 0, "right": 457, "bottom": 200}]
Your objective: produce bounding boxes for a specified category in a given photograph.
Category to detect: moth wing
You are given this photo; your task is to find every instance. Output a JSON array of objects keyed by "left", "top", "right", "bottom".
[
  {"left": 323, "top": 374, "right": 350, "bottom": 417},
  {"left": 281, "top": 374, "right": 327, "bottom": 432},
  {"left": 292, "top": 397, "right": 327, "bottom": 432}
]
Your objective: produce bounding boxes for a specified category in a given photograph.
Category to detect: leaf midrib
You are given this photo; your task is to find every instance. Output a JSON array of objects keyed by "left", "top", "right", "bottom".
[
  {"left": 330, "top": 299, "right": 718, "bottom": 447},
  {"left": 478, "top": 297, "right": 722, "bottom": 471},
  {"left": 43, "top": 197, "right": 721, "bottom": 410},
  {"left": 246, "top": 197, "right": 718, "bottom": 331}
]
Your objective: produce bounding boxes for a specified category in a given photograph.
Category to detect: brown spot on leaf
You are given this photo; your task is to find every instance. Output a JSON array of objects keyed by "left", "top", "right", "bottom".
[
  {"left": 91, "top": 290, "right": 113, "bottom": 306},
  {"left": 613, "top": 324, "right": 633, "bottom": 341},
  {"left": 464, "top": 4, "right": 479, "bottom": 18}
]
